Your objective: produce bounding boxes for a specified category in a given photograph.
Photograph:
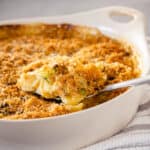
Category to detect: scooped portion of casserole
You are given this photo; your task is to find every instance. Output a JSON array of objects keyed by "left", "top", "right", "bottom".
[
  {"left": 0, "top": 24, "right": 140, "bottom": 119},
  {"left": 18, "top": 55, "right": 108, "bottom": 105}
]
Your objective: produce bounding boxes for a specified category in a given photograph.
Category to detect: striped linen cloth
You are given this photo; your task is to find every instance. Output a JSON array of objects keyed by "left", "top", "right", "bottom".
[{"left": 82, "top": 38, "right": 150, "bottom": 150}]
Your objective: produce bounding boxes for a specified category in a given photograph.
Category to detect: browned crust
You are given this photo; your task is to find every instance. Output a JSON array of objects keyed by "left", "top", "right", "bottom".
[{"left": 0, "top": 23, "right": 140, "bottom": 120}]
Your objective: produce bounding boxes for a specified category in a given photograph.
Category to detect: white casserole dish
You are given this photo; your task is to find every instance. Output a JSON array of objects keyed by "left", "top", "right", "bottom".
[{"left": 0, "top": 6, "right": 150, "bottom": 150}]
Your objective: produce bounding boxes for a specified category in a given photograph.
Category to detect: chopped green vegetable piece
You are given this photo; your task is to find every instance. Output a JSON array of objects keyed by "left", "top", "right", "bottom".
[{"left": 79, "top": 88, "right": 86, "bottom": 95}]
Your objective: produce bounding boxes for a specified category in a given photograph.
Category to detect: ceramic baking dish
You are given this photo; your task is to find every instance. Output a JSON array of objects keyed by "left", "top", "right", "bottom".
[{"left": 0, "top": 6, "right": 149, "bottom": 150}]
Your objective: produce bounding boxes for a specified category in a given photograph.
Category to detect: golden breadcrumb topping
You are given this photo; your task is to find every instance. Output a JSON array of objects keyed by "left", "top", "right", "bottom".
[{"left": 0, "top": 24, "right": 140, "bottom": 120}]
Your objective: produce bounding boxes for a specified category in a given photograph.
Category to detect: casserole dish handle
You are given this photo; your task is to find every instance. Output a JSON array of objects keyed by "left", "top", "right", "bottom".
[{"left": 97, "top": 6, "right": 147, "bottom": 54}]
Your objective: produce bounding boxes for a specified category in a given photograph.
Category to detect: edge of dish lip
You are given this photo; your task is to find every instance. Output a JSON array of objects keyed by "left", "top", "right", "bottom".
[
  {"left": 0, "top": 6, "right": 147, "bottom": 123},
  {"left": 0, "top": 7, "right": 105, "bottom": 24},
  {"left": 0, "top": 5, "right": 142, "bottom": 24}
]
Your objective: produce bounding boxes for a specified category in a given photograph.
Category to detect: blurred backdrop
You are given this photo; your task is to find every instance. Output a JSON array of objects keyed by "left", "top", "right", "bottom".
[{"left": 0, "top": 0, "right": 150, "bottom": 33}]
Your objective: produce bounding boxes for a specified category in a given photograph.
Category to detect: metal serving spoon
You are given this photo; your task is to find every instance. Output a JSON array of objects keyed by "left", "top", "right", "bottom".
[{"left": 86, "top": 75, "right": 150, "bottom": 99}]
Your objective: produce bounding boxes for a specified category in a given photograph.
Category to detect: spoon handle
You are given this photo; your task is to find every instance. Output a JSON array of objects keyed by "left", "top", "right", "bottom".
[
  {"left": 103, "top": 75, "right": 150, "bottom": 92},
  {"left": 86, "top": 76, "right": 150, "bottom": 99}
]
